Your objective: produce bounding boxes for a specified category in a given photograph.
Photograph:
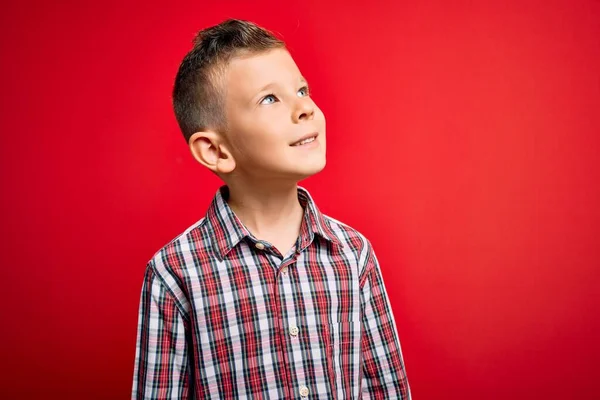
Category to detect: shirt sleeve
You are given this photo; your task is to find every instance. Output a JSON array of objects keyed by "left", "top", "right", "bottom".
[
  {"left": 132, "top": 265, "right": 191, "bottom": 399},
  {"left": 360, "top": 245, "right": 411, "bottom": 399}
]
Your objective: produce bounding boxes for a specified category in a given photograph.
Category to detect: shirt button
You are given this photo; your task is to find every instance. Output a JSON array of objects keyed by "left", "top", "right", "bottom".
[
  {"left": 255, "top": 242, "right": 265, "bottom": 250},
  {"left": 281, "top": 267, "right": 288, "bottom": 275},
  {"left": 289, "top": 325, "right": 299, "bottom": 337},
  {"left": 299, "top": 385, "right": 309, "bottom": 397}
]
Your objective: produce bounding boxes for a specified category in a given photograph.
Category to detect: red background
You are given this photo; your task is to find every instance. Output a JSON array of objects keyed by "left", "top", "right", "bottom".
[{"left": 1, "top": 0, "right": 599, "bottom": 398}]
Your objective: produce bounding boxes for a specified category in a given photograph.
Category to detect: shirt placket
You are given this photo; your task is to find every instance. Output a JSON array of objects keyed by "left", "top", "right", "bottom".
[{"left": 266, "top": 249, "right": 312, "bottom": 400}]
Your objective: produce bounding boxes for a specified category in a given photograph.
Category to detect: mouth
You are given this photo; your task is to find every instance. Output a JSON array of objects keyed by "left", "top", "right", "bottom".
[{"left": 290, "top": 132, "right": 319, "bottom": 147}]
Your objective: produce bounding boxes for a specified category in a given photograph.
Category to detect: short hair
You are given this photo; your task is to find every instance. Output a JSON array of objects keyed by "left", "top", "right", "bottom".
[{"left": 173, "top": 19, "right": 285, "bottom": 143}]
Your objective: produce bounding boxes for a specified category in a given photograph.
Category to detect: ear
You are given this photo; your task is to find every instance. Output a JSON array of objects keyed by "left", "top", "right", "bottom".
[{"left": 188, "top": 131, "right": 236, "bottom": 174}]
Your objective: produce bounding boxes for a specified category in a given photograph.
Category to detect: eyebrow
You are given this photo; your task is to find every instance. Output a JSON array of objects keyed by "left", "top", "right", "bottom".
[
  {"left": 256, "top": 77, "right": 309, "bottom": 95},
  {"left": 256, "top": 82, "right": 278, "bottom": 95},
  {"left": 250, "top": 77, "right": 310, "bottom": 106},
  {"left": 300, "top": 77, "right": 309, "bottom": 86}
]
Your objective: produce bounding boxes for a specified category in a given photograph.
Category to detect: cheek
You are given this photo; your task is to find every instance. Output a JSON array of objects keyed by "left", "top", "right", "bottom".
[
  {"left": 314, "top": 105, "right": 326, "bottom": 125},
  {"left": 228, "top": 116, "right": 285, "bottom": 157},
  {"left": 250, "top": 112, "right": 290, "bottom": 144}
]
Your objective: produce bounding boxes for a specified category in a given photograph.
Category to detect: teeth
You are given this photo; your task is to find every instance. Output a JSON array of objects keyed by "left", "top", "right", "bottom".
[{"left": 295, "top": 137, "right": 315, "bottom": 146}]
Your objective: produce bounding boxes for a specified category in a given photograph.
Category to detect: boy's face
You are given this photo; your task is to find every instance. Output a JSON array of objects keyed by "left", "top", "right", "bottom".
[{"left": 222, "top": 48, "right": 326, "bottom": 182}]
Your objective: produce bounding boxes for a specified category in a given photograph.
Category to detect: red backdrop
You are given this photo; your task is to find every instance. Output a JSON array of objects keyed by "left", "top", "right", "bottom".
[{"left": 1, "top": 0, "right": 599, "bottom": 398}]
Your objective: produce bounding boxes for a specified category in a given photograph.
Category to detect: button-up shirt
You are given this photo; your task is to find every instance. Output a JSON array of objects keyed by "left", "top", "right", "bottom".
[{"left": 132, "top": 186, "right": 411, "bottom": 399}]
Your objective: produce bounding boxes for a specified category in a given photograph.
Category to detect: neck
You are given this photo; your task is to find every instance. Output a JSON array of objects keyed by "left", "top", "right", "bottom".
[{"left": 225, "top": 179, "right": 304, "bottom": 239}]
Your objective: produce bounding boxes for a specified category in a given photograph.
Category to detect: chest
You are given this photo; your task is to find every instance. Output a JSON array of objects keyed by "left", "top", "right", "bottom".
[
  {"left": 184, "top": 244, "right": 364, "bottom": 398},
  {"left": 185, "top": 242, "right": 362, "bottom": 331}
]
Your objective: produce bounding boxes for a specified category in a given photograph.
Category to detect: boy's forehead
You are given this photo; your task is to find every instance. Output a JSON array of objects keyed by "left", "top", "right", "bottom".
[{"left": 225, "top": 49, "right": 303, "bottom": 95}]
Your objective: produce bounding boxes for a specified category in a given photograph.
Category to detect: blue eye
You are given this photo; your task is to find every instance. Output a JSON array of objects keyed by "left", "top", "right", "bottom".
[
  {"left": 297, "top": 86, "right": 310, "bottom": 97},
  {"left": 260, "top": 94, "right": 277, "bottom": 105}
]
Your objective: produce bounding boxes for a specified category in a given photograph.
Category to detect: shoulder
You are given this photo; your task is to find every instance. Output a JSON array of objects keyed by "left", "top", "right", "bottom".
[
  {"left": 321, "top": 214, "right": 383, "bottom": 287},
  {"left": 321, "top": 213, "right": 375, "bottom": 267},
  {"left": 144, "top": 217, "right": 210, "bottom": 308},
  {"left": 149, "top": 216, "right": 208, "bottom": 266}
]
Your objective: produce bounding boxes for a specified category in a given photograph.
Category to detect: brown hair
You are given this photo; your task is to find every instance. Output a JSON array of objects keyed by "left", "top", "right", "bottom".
[{"left": 173, "top": 19, "right": 285, "bottom": 143}]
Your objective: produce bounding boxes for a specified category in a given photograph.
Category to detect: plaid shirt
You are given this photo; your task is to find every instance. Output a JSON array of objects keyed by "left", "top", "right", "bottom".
[{"left": 132, "top": 186, "right": 411, "bottom": 399}]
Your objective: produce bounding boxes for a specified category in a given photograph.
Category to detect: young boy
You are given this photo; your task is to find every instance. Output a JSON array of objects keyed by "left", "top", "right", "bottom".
[{"left": 132, "top": 19, "right": 411, "bottom": 399}]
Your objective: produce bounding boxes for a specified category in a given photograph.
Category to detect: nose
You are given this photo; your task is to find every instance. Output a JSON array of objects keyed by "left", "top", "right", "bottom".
[{"left": 293, "top": 98, "right": 315, "bottom": 123}]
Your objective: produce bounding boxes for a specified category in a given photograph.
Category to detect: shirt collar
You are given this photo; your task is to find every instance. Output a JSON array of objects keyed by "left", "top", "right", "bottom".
[{"left": 206, "top": 185, "right": 342, "bottom": 260}]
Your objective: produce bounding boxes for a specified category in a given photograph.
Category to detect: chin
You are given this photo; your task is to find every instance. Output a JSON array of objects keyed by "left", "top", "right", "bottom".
[{"left": 293, "top": 158, "right": 326, "bottom": 180}]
